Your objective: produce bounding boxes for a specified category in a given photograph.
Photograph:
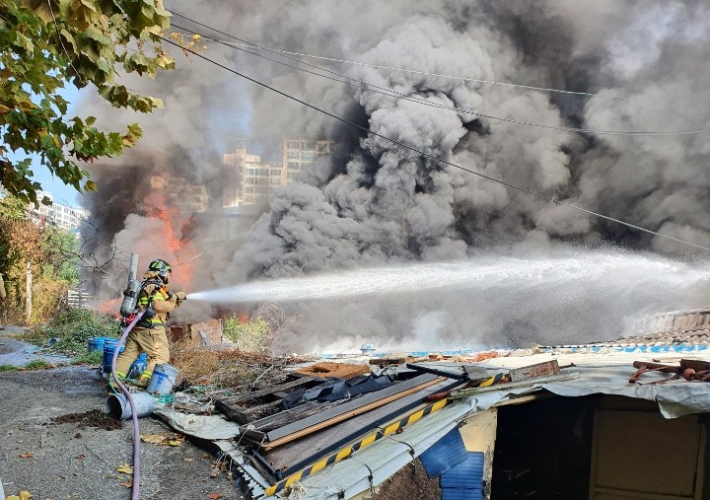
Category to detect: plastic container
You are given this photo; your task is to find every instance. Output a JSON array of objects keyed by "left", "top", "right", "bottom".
[
  {"left": 102, "top": 341, "right": 124, "bottom": 374},
  {"left": 106, "top": 392, "right": 154, "bottom": 420},
  {"left": 127, "top": 353, "right": 148, "bottom": 380},
  {"left": 146, "top": 363, "right": 180, "bottom": 395},
  {"left": 87, "top": 337, "right": 105, "bottom": 353}
]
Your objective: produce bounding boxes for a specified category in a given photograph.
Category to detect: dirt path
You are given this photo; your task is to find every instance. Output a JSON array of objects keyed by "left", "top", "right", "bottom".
[{"left": 0, "top": 367, "right": 244, "bottom": 500}]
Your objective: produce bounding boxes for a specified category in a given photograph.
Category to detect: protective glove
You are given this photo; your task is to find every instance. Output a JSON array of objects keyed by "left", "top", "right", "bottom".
[{"left": 175, "top": 291, "right": 187, "bottom": 302}]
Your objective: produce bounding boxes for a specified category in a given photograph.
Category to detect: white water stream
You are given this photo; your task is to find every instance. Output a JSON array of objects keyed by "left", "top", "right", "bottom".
[
  {"left": 187, "top": 248, "right": 710, "bottom": 349},
  {"left": 189, "top": 250, "right": 710, "bottom": 305}
]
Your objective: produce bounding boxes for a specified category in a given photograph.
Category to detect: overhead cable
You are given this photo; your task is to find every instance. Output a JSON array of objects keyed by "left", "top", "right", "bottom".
[
  {"left": 170, "top": 12, "right": 602, "bottom": 99},
  {"left": 228, "top": 42, "right": 606, "bottom": 99},
  {"left": 168, "top": 11, "right": 704, "bottom": 137},
  {"left": 159, "top": 36, "right": 710, "bottom": 254}
]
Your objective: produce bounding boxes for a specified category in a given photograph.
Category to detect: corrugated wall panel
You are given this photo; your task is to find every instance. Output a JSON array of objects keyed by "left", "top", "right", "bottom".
[
  {"left": 441, "top": 488, "right": 484, "bottom": 500},
  {"left": 440, "top": 452, "right": 484, "bottom": 489},
  {"left": 420, "top": 427, "right": 468, "bottom": 478}
]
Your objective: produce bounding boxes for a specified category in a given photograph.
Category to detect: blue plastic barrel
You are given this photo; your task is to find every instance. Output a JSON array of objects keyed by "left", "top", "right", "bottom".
[
  {"left": 103, "top": 341, "right": 124, "bottom": 374},
  {"left": 146, "top": 363, "right": 180, "bottom": 395},
  {"left": 87, "top": 337, "right": 105, "bottom": 353}
]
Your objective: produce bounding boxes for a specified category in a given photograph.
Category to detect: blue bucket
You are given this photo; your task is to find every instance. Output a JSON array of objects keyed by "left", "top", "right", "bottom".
[
  {"left": 87, "top": 337, "right": 105, "bottom": 353},
  {"left": 146, "top": 363, "right": 180, "bottom": 395},
  {"left": 103, "top": 341, "right": 124, "bottom": 374}
]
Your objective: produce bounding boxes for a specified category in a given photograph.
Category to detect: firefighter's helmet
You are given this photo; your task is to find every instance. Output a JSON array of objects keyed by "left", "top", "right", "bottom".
[{"left": 147, "top": 259, "right": 172, "bottom": 283}]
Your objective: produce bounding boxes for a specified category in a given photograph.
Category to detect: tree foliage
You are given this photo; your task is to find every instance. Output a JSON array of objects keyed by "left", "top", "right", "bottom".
[
  {"left": 0, "top": 0, "right": 175, "bottom": 205},
  {"left": 0, "top": 195, "right": 82, "bottom": 323}
]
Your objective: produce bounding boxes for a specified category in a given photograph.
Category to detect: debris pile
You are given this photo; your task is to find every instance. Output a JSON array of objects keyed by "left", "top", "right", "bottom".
[
  {"left": 171, "top": 346, "right": 312, "bottom": 390},
  {"left": 630, "top": 359, "right": 710, "bottom": 384},
  {"left": 162, "top": 356, "right": 559, "bottom": 498}
]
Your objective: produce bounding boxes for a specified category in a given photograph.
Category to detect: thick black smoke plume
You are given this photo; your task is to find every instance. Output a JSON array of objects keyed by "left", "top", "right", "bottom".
[{"left": 78, "top": 1, "right": 710, "bottom": 350}]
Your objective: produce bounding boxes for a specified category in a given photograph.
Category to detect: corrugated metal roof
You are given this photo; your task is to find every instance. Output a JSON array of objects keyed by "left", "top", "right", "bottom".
[
  {"left": 440, "top": 452, "right": 484, "bottom": 489},
  {"left": 420, "top": 427, "right": 468, "bottom": 478},
  {"left": 226, "top": 355, "right": 710, "bottom": 500},
  {"left": 441, "top": 489, "right": 484, "bottom": 500}
]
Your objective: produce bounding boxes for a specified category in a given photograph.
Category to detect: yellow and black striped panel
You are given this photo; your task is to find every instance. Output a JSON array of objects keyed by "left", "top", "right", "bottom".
[
  {"left": 263, "top": 373, "right": 506, "bottom": 497},
  {"left": 264, "top": 398, "right": 450, "bottom": 497},
  {"left": 478, "top": 373, "right": 505, "bottom": 387}
]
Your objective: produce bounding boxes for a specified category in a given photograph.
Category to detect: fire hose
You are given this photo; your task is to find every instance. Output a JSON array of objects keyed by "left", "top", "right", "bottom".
[{"left": 111, "top": 310, "right": 147, "bottom": 500}]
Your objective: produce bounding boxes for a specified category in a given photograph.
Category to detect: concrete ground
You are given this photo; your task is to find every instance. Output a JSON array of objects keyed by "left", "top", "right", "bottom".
[
  {"left": 0, "top": 335, "right": 70, "bottom": 367},
  {"left": 0, "top": 333, "right": 244, "bottom": 500}
]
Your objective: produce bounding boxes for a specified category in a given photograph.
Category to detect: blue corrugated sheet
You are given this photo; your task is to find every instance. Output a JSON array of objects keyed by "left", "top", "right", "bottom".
[
  {"left": 420, "top": 427, "right": 468, "bottom": 478},
  {"left": 441, "top": 488, "right": 484, "bottom": 500},
  {"left": 440, "top": 452, "right": 484, "bottom": 489}
]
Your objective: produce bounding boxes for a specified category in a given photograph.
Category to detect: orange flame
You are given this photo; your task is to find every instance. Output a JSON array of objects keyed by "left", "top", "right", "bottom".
[
  {"left": 144, "top": 190, "right": 200, "bottom": 292},
  {"left": 89, "top": 298, "right": 122, "bottom": 318}
]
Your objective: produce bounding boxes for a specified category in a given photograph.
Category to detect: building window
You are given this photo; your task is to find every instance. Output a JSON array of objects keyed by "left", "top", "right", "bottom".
[
  {"left": 287, "top": 171, "right": 299, "bottom": 180},
  {"left": 287, "top": 162, "right": 300, "bottom": 170},
  {"left": 270, "top": 177, "right": 281, "bottom": 185},
  {"left": 287, "top": 151, "right": 299, "bottom": 159},
  {"left": 301, "top": 152, "right": 315, "bottom": 161},
  {"left": 258, "top": 168, "right": 270, "bottom": 176},
  {"left": 304, "top": 141, "right": 316, "bottom": 150},
  {"left": 245, "top": 186, "right": 255, "bottom": 193},
  {"left": 244, "top": 195, "right": 255, "bottom": 202},
  {"left": 287, "top": 141, "right": 300, "bottom": 149},
  {"left": 270, "top": 169, "right": 281, "bottom": 176},
  {"left": 245, "top": 177, "right": 255, "bottom": 185},
  {"left": 245, "top": 168, "right": 255, "bottom": 175}
]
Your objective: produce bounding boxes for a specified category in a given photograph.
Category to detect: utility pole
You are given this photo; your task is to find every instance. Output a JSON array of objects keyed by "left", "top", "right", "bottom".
[{"left": 25, "top": 261, "right": 32, "bottom": 324}]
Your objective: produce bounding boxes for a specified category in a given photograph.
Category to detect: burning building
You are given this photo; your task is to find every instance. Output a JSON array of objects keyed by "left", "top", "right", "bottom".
[
  {"left": 150, "top": 173, "right": 208, "bottom": 214},
  {"left": 222, "top": 139, "right": 333, "bottom": 208},
  {"left": 281, "top": 138, "right": 334, "bottom": 184}
]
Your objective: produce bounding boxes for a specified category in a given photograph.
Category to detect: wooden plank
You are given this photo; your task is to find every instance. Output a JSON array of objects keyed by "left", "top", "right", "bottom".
[
  {"left": 508, "top": 360, "right": 560, "bottom": 382},
  {"left": 240, "top": 403, "right": 330, "bottom": 444},
  {"left": 247, "top": 402, "right": 326, "bottom": 432},
  {"left": 218, "top": 376, "right": 317, "bottom": 405},
  {"left": 215, "top": 401, "right": 247, "bottom": 424},
  {"left": 262, "top": 376, "right": 443, "bottom": 450},
  {"left": 265, "top": 374, "right": 437, "bottom": 442},
  {"left": 241, "top": 399, "right": 282, "bottom": 415},
  {"left": 260, "top": 378, "right": 463, "bottom": 476}
]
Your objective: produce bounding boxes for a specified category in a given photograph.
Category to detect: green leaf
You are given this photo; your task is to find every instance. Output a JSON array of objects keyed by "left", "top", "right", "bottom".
[
  {"left": 60, "top": 29, "right": 78, "bottom": 53},
  {"left": 96, "top": 58, "right": 112, "bottom": 75},
  {"left": 16, "top": 33, "right": 34, "bottom": 52},
  {"left": 83, "top": 26, "right": 112, "bottom": 46}
]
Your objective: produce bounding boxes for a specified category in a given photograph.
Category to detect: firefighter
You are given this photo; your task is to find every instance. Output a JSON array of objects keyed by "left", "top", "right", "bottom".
[{"left": 114, "top": 259, "right": 186, "bottom": 388}]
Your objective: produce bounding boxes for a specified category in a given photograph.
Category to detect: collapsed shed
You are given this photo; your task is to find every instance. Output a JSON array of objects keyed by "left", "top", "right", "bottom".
[{"left": 161, "top": 310, "right": 710, "bottom": 500}]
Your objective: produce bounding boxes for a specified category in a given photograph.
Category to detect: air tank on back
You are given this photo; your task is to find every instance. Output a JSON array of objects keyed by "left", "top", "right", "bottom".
[{"left": 120, "top": 253, "right": 140, "bottom": 317}]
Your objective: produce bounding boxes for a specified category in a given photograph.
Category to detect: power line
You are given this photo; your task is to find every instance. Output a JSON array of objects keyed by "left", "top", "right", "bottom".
[
  {"left": 174, "top": 24, "right": 697, "bottom": 139},
  {"left": 168, "top": 11, "right": 704, "bottom": 137},
  {"left": 170, "top": 12, "right": 603, "bottom": 99},
  {"left": 159, "top": 36, "right": 710, "bottom": 253},
  {"left": 234, "top": 43, "right": 610, "bottom": 99},
  {"left": 46, "top": 0, "right": 86, "bottom": 85}
]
